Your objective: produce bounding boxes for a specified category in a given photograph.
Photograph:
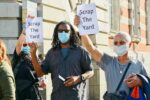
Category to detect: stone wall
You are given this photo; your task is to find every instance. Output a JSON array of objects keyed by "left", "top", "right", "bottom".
[
  {"left": 0, "top": 1, "right": 21, "bottom": 54},
  {"left": 1, "top": 0, "right": 150, "bottom": 100}
]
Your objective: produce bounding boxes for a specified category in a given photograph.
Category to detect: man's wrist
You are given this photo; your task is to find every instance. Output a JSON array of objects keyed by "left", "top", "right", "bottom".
[{"left": 80, "top": 75, "right": 85, "bottom": 82}]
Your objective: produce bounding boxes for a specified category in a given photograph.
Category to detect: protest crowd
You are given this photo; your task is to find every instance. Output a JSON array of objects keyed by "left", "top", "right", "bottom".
[{"left": 0, "top": 2, "right": 150, "bottom": 100}]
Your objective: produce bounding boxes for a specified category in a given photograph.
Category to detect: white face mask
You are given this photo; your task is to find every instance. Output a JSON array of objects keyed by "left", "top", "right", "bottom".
[{"left": 113, "top": 44, "right": 129, "bottom": 56}]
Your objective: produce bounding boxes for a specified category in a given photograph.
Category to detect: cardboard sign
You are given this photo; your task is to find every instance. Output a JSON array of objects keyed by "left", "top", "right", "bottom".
[
  {"left": 77, "top": 3, "right": 99, "bottom": 35},
  {"left": 26, "top": 17, "right": 43, "bottom": 43}
]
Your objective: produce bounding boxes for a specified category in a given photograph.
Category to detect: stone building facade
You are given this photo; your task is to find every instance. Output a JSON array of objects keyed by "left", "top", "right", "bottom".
[{"left": 0, "top": 0, "right": 150, "bottom": 100}]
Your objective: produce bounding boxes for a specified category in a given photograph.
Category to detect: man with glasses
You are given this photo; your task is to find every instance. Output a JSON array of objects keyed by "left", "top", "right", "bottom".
[
  {"left": 74, "top": 16, "right": 148, "bottom": 99},
  {"left": 29, "top": 21, "right": 94, "bottom": 100}
]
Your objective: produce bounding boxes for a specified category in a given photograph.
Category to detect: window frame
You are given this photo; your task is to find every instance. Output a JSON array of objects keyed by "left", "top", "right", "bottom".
[
  {"left": 146, "top": 0, "right": 150, "bottom": 44},
  {"left": 109, "top": 0, "right": 120, "bottom": 33},
  {"left": 131, "top": 0, "right": 141, "bottom": 43}
]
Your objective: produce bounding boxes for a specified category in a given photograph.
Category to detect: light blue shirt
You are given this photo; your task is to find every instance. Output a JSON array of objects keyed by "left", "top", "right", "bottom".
[{"left": 98, "top": 53, "right": 147, "bottom": 94}]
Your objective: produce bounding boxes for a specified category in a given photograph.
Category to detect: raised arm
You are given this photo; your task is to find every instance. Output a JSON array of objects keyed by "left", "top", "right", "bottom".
[
  {"left": 29, "top": 43, "right": 44, "bottom": 77},
  {"left": 74, "top": 15, "right": 103, "bottom": 62},
  {"left": 16, "top": 30, "right": 26, "bottom": 55}
]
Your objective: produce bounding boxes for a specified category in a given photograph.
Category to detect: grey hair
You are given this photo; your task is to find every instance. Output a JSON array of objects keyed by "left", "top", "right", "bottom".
[{"left": 115, "top": 32, "right": 131, "bottom": 43}]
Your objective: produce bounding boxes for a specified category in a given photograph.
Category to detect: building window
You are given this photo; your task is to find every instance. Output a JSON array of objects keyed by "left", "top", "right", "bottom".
[
  {"left": 131, "top": 0, "right": 141, "bottom": 43},
  {"left": 146, "top": 0, "right": 150, "bottom": 44},
  {"left": 109, "top": 0, "right": 120, "bottom": 33}
]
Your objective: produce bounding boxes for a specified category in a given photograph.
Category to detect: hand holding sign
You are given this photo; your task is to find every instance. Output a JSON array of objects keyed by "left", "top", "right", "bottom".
[
  {"left": 74, "top": 15, "right": 80, "bottom": 26},
  {"left": 28, "top": 42, "right": 38, "bottom": 55},
  {"left": 77, "top": 3, "right": 99, "bottom": 35}
]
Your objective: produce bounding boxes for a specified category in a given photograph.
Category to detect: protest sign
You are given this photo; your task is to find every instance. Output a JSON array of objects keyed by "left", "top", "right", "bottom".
[
  {"left": 77, "top": 3, "right": 99, "bottom": 35},
  {"left": 26, "top": 17, "right": 43, "bottom": 43}
]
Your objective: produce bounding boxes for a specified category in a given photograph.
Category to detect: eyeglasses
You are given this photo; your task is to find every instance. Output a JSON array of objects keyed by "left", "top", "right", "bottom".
[
  {"left": 114, "top": 41, "right": 126, "bottom": 45},
  {"left": 57, "top": 29, "right": 70, "bottom": 33}
]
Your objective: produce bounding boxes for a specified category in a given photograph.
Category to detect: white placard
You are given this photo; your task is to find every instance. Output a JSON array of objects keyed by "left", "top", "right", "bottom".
[
  {"left": 77, "top": 3, "right": 99, "bottom": 35},
  {"left": 26, "top": 17, "right": 43, "bottom": 43}
]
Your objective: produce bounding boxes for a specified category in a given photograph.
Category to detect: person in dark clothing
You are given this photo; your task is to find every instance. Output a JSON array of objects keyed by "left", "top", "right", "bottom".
[
  {"left": 29, "top": 21, "right": 94, "bottom": 100},
  {"left": 137, "top": 74, "right": 150, "bottom": 100},
  {"left": 12, "top": 33, "right": 42, "bottom": 100}
]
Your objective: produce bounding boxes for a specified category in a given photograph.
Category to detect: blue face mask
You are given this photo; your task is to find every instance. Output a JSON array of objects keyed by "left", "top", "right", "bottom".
[
  {"left": 58, "top": 31, "right": 70, "bottom": 44},
  {"left": 21, "top": 46, "right": 30, "bottom": 54}
]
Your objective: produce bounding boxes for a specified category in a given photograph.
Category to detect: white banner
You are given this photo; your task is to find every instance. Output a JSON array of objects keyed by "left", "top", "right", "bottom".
[
  {"left": 26, "top": 17, "right": 43, "bottom": 43},
  {"left": 77, "top": 3, "right": 99, "bottom": 35}
]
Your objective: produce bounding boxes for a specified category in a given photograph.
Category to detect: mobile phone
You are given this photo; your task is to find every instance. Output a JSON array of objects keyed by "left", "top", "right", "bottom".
[{"left": 58, "top": 75, "right": 65, "bottom": 82}]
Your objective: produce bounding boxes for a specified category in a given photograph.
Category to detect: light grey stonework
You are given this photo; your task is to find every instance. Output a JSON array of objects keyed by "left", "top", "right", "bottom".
[
  {"left": 0, "top": 0, "right": 17, "bottom": 2},
  {"left": 3, "top": 39, "right": 17, "bottom": 54},
  {"left": 0, "top": 1, "right": 115, "bottom": 100},
  {"left": 0, "top": 20, "right": 20, "bottom": 37},
  {"left": 0, "top": 3, "right": 21, "bottom": 17},
  {"left": 0, "top": 2, "right": 21, "bottom": 55}
]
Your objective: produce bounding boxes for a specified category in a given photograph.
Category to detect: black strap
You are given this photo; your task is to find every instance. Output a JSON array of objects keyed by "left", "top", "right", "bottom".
[{"left": 115, "top": 62, "right": 131, "bottom": 93}]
